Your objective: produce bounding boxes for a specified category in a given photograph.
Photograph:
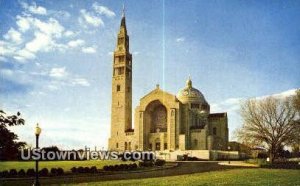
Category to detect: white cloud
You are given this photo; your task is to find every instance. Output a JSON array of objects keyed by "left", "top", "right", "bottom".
[
  {"left": 16, "top": 15, "right": 31, "bottom": 32},
  {"left": 31, "top": 17, "right": 64, "bottom": 38},
  {"left": 14, "top": 49, "right": 36, "bottom": 61},
  {"left": 21, "top": 2, "right": 47, "bottom": 15},
  {"left": 68, "top": 39, "right": 85, "bottom": 48},
  {"left": 210, "top": 89, "right": 298, "bottom": 114},
  {"left": 4, "top": 28, "right": 22, "bottom": 44},
  {"left": 82, "top": 46, "right": 96, "bottom": 53},
  {"left": 49, "top": 67, "right": 68, "bottom": 78},
  {"left": 2, "top": 15, "right": 70, "bottom": 62},
  {"left": 176, "top": 37, "right": 185, "bottom": 42},
  {"left": 52, "top": 10, "right": 71, "bottom": 19},
  {"left": 92, "top": 3, "right": 116, "bottom": 18},
  {"left": 0, "top": 69, "right": 14, "bottom": 77},
  {"left": 64, "top": 30, "right": 75, "bottom": 37},
  {"left": 256, "top": 89, "right": 297, "bottom": 100},
  {"left": 0, "top": 40, "right": 17, "bottom": 57},
  {"left": 79, "top": 9, "right": 104, "bottom": 27},
  {"left": 25, "top": 32, "right": 52, "bottom": 52},
  {"left": 48, "top": 67, "right": 90, "bottom": 88},
  {"left": 1, "top": 5, "right": 99, "bottom": 62},
  {"left": 133, "top": 51, "right": 139, "bottom": 56},
  {"left": 72, "top": 78, "right": 90, "bottom": 86},
  {"left": 47, "top": 84, "right": 59, "bottom": 91}
]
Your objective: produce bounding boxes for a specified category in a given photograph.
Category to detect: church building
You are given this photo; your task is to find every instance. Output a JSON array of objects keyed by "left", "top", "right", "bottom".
[{"left": 108, "top": 9, "right": 229, "bottom": 158}]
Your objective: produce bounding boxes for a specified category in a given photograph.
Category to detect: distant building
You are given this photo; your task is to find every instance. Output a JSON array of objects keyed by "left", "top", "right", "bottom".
[{"left": 108, "top": 8, "right": 229, "bottom": 157}]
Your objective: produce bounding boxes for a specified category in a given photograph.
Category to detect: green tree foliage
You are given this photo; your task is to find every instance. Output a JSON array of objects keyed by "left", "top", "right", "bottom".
[{"left": 0, "top": 110, "right": 26, "bottom": 160}]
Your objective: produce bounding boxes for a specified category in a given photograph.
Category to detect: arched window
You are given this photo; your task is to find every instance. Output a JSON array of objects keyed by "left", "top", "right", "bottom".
[
  {"left": 151, "top": 105, "right": 167, "bottom": 133},
  {"left": 125, "top": 142, "right": 128, "bottom": 150},
  {"left": 116, "top": 143, "right": 118, "bottom": 148}
]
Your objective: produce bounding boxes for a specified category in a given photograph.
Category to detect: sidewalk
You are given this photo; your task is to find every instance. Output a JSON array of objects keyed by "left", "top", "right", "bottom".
[{"left": 218, "top": 161, "right": 259, "bottom": 167}]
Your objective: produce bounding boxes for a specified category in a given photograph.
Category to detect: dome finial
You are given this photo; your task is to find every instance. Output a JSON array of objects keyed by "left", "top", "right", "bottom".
[{"left": 186, "top": 76, "right": 192, "bottom": 88}]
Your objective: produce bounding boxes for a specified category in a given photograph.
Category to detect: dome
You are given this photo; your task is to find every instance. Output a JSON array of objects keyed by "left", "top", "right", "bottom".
[{"left": 177, "top": 77, "right": 208, "bottom": 106}]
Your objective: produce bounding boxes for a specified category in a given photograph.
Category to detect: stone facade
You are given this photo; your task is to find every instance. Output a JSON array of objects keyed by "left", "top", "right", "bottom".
[{"left": 108, "top": 12, "right": 229, "bottom": 153}]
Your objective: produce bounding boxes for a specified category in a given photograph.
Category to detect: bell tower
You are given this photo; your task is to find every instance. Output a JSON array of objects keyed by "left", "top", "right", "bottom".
[{"left": 109, "top": 6, "right": 133, "bottom": 150}]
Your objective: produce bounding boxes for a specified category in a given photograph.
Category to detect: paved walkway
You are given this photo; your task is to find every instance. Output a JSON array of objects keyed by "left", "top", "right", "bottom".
[
  {"left": 218, "top": 161, "right": 259, "bottom": 167},
  {"left": 0, "top": 161, "right": 257, "bottom": 185}
]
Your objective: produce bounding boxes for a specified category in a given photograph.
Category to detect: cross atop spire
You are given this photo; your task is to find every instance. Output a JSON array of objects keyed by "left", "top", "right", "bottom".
[
  {"left": 122, "top": 3, "right": 125, "bottom": 18},
  {"left": 120, "top": 4, "right": 126, "bottom": 28}
]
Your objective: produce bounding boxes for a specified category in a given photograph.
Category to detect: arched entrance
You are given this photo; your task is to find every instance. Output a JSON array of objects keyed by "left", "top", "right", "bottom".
[
  {"left": 144, "top": 100, "right": 168, "bottom": 133},
  {"left": 143, "top": 100, "right": 168, "bottom": 151}
]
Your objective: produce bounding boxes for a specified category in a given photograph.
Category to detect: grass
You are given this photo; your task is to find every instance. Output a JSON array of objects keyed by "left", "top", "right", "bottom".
[
  {"left": 82, "top": 168, "right": 300, "bottom": 186},
  {"left": 0, "top": 160, "right": 129, "bottom": 172}
]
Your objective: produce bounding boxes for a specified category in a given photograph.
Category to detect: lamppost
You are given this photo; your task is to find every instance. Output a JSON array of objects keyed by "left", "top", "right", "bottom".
[
  {"left": 34, "top": 123, "right": 41, "bottom": 186},
  {"left": 228, "top": 146, "right": 231, "bottom": 164}
]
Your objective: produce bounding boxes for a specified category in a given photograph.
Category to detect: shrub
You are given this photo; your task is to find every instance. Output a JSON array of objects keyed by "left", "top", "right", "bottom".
[
  {"left": 119, "top": 164, "right": 125, "bottom": 170},
  {"left": 138, "top": 161, "right": 144, "bottom": 167},
  {"left": 2, "top": 170, "right": 9, "bottom": 178},
  {"left": 39, "top": 168, "right": 49, "bottom": 177},
  {"left": 9, "top": 169, "right": 18, "bottom": 177},
  {"left": 50, "top": 168, "right": 57, "bottom": 176},
  {"left": 113, "top": 165, "right": 119, "bottom": 171},
  {"left": 57, "top": 168, "right": 64, "bottom": 175},
  {"left": 84, "top": 167, "right": 90, "bottom": 173},
  {"left": 261, "top": 161, "right": 300, "bottom": 169},
  {"left": 155, "top": 159, "right": 166, "bottom": 166},
  {"left": 188, "top": 157, "right": 200, "bottom": 161},
  {"left": 127, "top": 163, "right": 137, "bottom": 170},
  {"left": 77, "top": 166, "right": 84, "bottom": 173},
  {"left": 140, "top": 160, "right": 154, "bottom": 167},
  {"left": 183, "top": 154, "right": 188, "bottom": 161},
  {"left": 123, "top": 164, "right": 129, "bottom": 170},
  {"left": 71, "top": 167, "right": 77, "bottom": 173},
  {"left": 128, "top": 164, "right": 133, "bottom": 170},
  {"left": 90, "top": 166, "right": 97, "bottom": 173},
  {"left": 132, "top": 163, "right": 138, "bottom": 169},
  {"left": 103, "top": 165, "right": 109, "bottom": 171},
  {"left": 18, "top": 169, "right": 26, "bottom": 177},
  {"left": 26, "top": 169, "right": 35, "bottom": 177}
]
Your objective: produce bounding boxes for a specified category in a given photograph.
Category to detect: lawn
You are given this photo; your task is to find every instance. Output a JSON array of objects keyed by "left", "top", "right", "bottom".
[
  {"left": 83, "top": 168, "right": 300, "bottom": 186},
  {"left": 0, "top": 160, "right": 128, "bottom": 172}
]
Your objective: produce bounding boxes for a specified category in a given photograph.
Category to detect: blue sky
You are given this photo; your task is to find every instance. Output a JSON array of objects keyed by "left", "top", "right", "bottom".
[{"left": 1, "top": 0, "right": 299, "bottom": 149}]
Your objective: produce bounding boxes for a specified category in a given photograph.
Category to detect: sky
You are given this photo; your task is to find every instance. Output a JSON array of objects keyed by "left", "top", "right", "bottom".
[{"left": 0, "top": 0, "right": 299, "bottom": 150}]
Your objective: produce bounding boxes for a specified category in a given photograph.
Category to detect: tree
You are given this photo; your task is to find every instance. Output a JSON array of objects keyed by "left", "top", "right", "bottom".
[
  {"left": 236, "top": 97, "right": 299, "bottom": 163},
  {"left": 291, "top": 89, "right": 300, "bottom": 155},
  {"left": 0, "top": 110, "right": 26, "bottom": 160},
  {"left": 293, "top": 89, "right": 300, "bottom": 113}
]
